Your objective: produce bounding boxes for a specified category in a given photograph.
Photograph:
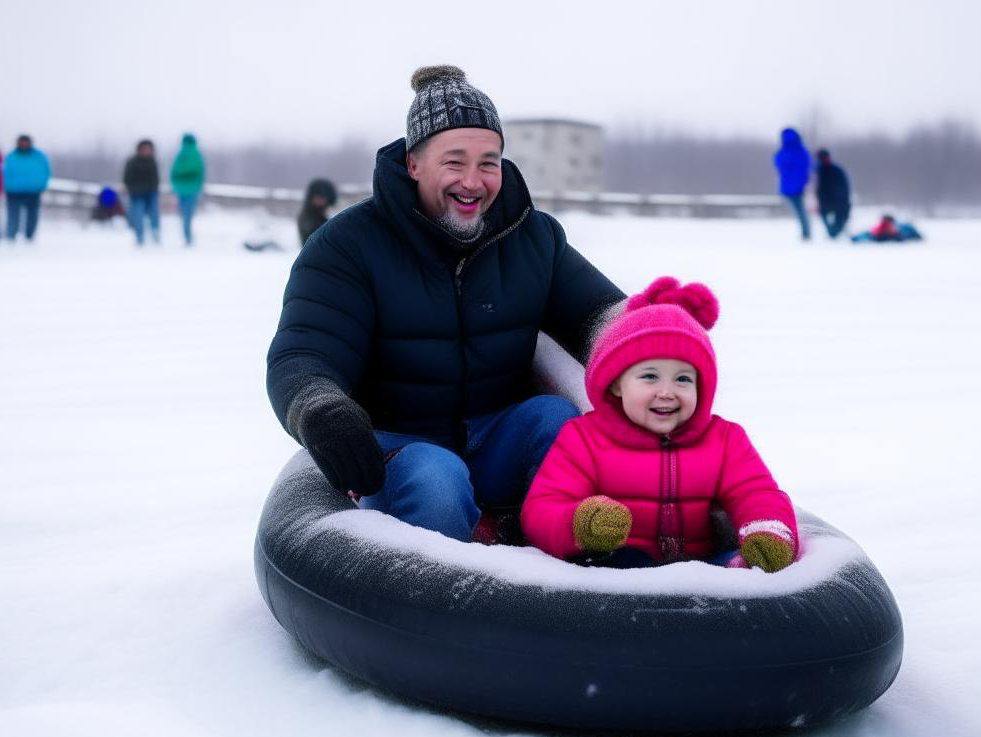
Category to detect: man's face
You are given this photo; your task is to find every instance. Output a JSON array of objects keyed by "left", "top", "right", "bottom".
[
  {"left": 137, "top": 144, "right": 153, "bottom": 157},
  {"left": 16, "top": 138, "right": 30, "bottom": 151},
  {"left": 406, "top": 128, "right": 503, "bottom": 239}
]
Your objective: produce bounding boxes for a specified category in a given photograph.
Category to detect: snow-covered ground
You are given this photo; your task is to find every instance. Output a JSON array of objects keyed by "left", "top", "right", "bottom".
[{"left": 2, "top": 208, "right": 979, "bottom": 736}]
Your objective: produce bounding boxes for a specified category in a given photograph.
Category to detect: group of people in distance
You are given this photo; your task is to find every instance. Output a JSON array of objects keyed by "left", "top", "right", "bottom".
[
  {"left": 110, "top": 139, "right": 338, "bottom": 251},
  {"left": 773, "top": 127, "right": 922, "bottom": 244},
  {"left": 266, "top": 65, "right": 799, "bottom": 574},
  {"left": 3, "top": 129, "right": 339, "bottom": 250},
  {"left": 97, "top": 134, "right": 206, "bottom": 246},
  {"left": 773, "top": 128, "right": 852, "bottom": 241},
  {"left": 0, "top": 132, "right": 205, "bottom": 246}
]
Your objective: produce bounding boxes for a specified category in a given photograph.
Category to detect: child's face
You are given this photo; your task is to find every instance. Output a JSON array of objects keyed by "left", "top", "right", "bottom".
[{"left": 610, "top": 358, "right": 698, "bottom": 436}]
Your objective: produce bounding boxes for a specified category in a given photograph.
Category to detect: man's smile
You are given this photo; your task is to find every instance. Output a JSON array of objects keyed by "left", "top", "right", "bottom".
[{"left": 448, "top": 193, "right": 481, "bottom": 214}]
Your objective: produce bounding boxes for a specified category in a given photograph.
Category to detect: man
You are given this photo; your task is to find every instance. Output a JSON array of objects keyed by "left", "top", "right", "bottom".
[
  {"left": 123, "top": 139, "right": 161, "bottom": 245},
  {"left": 815, "top": 148, "right": 851, "bottom": 239},
  {"left": 773, "top": 127, "right": 811, "bottom": 241},
  {"left": 3, "top": 134, "right": 51, "bottom": 242},
  {"left": 266, "top": 65, "right": 624, "bottom": 542}
]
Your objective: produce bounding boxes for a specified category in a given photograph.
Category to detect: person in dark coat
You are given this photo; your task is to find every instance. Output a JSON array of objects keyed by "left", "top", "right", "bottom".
[
  {"left": 773, "top": 127, "right": 812, "bottom": 240},
  {"left": 123, "top": 139, "right": 161, "bottom": 245},
  {"left": 815, "top": 149, "right": 851, "bottom": 239},
  {"left": 297, "top": 178, "right": 337, "bottom": 245},
  {"left": 267, "top": 65, "right": 625, "bottom": 542}
]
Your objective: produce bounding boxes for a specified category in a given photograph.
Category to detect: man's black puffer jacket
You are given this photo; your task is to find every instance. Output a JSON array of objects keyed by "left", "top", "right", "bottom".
[{"left": 267, "top": 138, "right": 624, "bottom": 447}]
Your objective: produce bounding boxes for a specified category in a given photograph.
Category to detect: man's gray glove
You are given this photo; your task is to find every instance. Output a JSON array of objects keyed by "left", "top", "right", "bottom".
[{"left": 287, "top": 381, "right": 385, "bottom": 495}]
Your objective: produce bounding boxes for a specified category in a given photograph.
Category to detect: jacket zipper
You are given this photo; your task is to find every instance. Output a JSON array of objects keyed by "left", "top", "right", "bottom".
[
  {"left": 658, "top": 434, "right": 684, "bottom": 562},
  {"left": 449, "top": 205, "right": 532, "bottom": 449},
  {"left": 451, "top": 256, "right": 469, "bottom": 451},
  {"left": 453, "top": 205, "right": 531, "bottom": 291}
]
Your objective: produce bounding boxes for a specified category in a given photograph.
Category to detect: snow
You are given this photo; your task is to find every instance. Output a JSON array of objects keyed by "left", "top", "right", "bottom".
[
  {"left": 310, "top": 477, "right": 863, "bottom": 598},
  {"left": 2, "top": 208, "right": 980, "bottom": 736}
]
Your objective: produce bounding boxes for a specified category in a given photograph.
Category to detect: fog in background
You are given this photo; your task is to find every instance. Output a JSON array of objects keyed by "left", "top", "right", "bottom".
[
  {"left": 48, "top": 118, "right": 981, "bottom": 211},
  {"left": 4, "top": 0, "right": 980, "bottom": 208}
]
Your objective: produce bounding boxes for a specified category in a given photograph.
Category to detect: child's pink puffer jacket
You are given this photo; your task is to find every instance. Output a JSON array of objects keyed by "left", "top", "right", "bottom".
[{"left": 521, "top": 277, "right": 797, "bottom": 562}]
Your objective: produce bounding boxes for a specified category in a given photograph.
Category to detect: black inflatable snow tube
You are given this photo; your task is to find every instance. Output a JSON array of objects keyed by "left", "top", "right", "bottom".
[{"left": 255, "top": 451, "right": 902, "bottom": 732}]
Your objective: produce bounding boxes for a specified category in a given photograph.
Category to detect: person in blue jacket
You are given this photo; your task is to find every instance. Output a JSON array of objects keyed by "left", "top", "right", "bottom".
[
  {"left": 773, "top": 127, "right": 811, "bottom": 240},
  {"left": 266, "top": 65, "right": 624, "bottom": 543},
  {"left": 3, "top": 134, "right": 51, "bottom": 242},
  {"left": 815, "top": 149, "right": 851, "bottom": 239}
]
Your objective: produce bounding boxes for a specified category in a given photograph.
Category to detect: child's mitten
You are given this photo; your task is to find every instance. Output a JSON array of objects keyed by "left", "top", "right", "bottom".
[
  {"left": 574, "top": 496, "right": 632, "bottom": 553},
  {"left": 739, "top": 521, "right": 796, "bottom": 573}
]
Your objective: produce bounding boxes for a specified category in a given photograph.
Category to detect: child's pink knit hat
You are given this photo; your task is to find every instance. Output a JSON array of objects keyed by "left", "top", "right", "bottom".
[{"left": 585, "top": 276, "right": 720, "bottom": 440}]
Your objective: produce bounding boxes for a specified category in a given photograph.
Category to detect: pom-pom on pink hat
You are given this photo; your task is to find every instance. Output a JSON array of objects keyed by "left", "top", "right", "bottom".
[{"left": 585, "top": 276, "right": 720, "bottom": 444}]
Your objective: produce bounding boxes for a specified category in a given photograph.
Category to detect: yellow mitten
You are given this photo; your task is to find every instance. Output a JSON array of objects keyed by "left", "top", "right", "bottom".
[
  {"left": 573, "top": 496, "right": 632, "bottom": 553},
  {"left": 740, "top": 532, "right": 795, "bottom": 573}
]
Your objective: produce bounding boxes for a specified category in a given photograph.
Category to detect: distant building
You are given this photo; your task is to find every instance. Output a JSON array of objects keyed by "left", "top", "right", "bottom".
[{"left": 503, "top": 118, "right": 604, "bottom": 194}]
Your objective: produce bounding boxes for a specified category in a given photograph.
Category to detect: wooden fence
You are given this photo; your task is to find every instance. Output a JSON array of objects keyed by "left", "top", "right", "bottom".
[{"left": 43, "top": 178, "right": 789, "bottom": 219}]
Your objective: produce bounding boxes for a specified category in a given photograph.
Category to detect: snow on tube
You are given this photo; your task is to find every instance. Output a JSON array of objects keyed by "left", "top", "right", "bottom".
[{"left": 254, "top": 336, "right": 902, "bottom": 732}]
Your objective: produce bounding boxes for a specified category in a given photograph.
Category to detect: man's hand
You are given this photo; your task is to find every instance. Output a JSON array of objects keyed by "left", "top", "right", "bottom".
[
  {"left": 574, "top": 496, "right": 632, "bottom": 553},
  {"left": 289, "top": 383, "right": 385, "bottom": 496}
]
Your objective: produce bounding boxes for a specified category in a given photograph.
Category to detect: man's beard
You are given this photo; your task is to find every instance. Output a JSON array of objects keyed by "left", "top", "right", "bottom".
[{"left": 435, "top": 211, "right": 486, "bottom": 242}]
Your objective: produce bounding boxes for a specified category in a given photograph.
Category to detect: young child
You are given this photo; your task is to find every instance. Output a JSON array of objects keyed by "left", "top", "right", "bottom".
[{"left": 521, "top": 277, "right": 798, "bottom": 572}]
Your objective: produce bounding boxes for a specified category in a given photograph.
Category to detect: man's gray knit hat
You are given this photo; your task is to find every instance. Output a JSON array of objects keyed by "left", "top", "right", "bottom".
[{"left": 406, "top": 65, "right": 503, "bottom": 152}]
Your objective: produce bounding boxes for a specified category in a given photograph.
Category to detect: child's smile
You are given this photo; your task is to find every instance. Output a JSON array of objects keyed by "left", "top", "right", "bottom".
[{"left": 611, "top": 358, "right": 698, "bottom": 437}]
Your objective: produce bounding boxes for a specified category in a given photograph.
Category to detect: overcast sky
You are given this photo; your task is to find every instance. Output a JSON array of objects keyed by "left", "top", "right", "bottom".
[{"left": 3, "top": 0, "right": 980, "bottom": 152}]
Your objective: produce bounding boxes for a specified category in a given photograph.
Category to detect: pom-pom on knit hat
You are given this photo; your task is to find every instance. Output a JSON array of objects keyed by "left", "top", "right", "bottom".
[
  {"left": 406, "top": 65, "right": 503, "bottom": 152},
  {"left": 585, "top": 277, "right": 720, "bottom": 443}
]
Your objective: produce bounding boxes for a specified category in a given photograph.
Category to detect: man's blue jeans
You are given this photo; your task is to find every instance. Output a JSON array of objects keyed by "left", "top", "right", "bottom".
[
  {"left": 129, "top": 192, "right": 160, "bottom": 245},
  {"left": 784, "top": 194, "right": 811, "bottom": 240},
  {"left": 820, "top": 205, "right": 850, "bottom": 239},
  {"left": 177, "top": 194, "right": 198, "bottom": 245},
  {"left": 361, "top": 395, "right": 579, "bottom": 541},
  {"left": 5, "top": 192, "right": 41, "bottom": 240}
]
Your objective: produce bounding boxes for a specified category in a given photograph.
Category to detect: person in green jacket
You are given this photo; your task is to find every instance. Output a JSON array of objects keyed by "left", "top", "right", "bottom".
[{"left": 170, "top": 133, "right": 205, "bottom": 245}]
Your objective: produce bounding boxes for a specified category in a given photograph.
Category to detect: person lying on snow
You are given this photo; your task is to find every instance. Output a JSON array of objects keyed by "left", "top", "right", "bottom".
[
  {"left": 521, "top": 277, "right": 799, "bottom": 572},
  {"left": 851, "top": 214, "right": 923, "bottom": 243}
]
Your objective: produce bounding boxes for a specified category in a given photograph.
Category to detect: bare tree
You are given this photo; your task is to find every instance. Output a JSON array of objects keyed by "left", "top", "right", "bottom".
[
  {"left": 49, "top": 138, "right": 376, "bottom": 190},
  {"left": 604, "top": 118, "right": 981, "bottom": 212}
]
